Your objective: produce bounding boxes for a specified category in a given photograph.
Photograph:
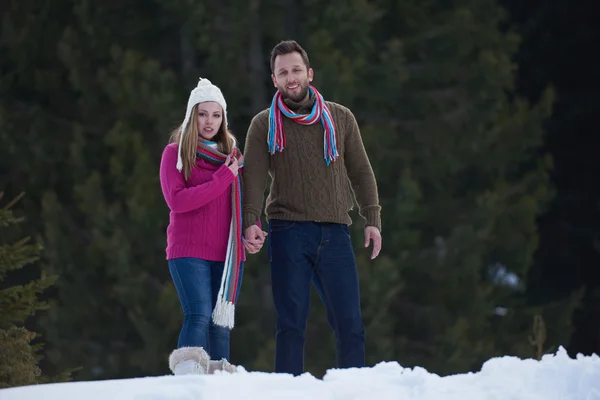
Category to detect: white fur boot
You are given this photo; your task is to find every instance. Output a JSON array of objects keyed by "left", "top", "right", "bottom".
[
  {"left": 208, "top": 358, "right": 237, "bottom": 374},
  {"left": 168, "top": 347, "right": 210, "bottom": 375}
]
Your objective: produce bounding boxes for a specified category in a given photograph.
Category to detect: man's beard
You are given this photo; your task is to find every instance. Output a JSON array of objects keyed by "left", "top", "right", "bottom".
[{"left": 280, "top": 82, "right": 309, "bottom": 102}]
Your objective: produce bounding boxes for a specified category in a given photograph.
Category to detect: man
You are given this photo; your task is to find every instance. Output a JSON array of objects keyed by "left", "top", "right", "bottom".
[{"left": 242, "top": 40, "right": 382, "bottom": 376}]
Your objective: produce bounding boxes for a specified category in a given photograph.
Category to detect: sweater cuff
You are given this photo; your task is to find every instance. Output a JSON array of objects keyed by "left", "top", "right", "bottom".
[
  {"left": 243, "top": 211, "right": 260, "bottom": 231},
  {"left": 215, "top": 164, "right": 236, "bottom": 185},
  {"left": 362, "top": 206, "right": 382, "bottom": 232}
]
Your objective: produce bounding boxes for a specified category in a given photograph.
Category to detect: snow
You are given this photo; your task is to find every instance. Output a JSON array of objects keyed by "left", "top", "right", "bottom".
[{"left": 1, "top": 347, "right": 599, "bottom": 400}]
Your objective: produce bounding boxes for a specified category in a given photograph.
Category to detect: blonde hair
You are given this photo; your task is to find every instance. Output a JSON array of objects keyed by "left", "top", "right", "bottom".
[{"left": 169, "top": 104, "right": 237, "bottom": 181}]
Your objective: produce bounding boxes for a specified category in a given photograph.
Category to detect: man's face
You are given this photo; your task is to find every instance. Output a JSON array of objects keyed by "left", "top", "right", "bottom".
[{"left": 271, "top": 52, "right": 314, "bottom": 102}]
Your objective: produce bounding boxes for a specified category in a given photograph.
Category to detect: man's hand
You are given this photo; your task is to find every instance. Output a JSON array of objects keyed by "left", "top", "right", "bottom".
[
  {"left": 364, "top": 226, "right": 382, "bottom": 259},
  {"left": 244, "top": 224, "right": 267, "bottom": 254}
]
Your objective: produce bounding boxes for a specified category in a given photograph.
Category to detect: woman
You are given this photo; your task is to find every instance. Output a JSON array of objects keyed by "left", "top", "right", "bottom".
[{"left": 159, "top": 78, "right": 247, "bottom": 375}]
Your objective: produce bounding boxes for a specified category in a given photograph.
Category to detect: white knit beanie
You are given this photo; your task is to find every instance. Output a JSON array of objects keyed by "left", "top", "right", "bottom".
[{"left": 177, "top": 78, "right": 228, "bottom": 171}]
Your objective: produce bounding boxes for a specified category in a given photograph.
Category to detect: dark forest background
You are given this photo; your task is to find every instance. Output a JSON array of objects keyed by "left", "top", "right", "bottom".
[{"left": 0, "top": 0, "right": 598, "bottom": 386}]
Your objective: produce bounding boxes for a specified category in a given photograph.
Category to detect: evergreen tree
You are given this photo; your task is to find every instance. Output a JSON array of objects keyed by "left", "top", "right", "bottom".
[{"left": 0, "top": 192, "right": 57, "bottom": 388}]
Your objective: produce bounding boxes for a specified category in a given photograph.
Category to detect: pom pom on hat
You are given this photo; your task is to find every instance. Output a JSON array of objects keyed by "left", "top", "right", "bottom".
[{"left": 177, "top": 78, "right": 228, "bottom": 171}]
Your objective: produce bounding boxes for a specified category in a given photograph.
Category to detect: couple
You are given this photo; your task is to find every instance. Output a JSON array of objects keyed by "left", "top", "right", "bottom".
[{"left": 159, "top": 40, "right": 382, "bottom": 377}]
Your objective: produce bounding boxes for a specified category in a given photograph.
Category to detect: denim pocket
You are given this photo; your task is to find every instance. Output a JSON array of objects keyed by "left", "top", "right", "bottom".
[{"left": 341, "top": 224, "right": 352, "bottom": 240}]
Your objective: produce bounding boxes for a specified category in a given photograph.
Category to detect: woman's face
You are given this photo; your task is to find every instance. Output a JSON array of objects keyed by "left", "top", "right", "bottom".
[{"left": 196, "top": 102, "right": 223, "bottom": 141}]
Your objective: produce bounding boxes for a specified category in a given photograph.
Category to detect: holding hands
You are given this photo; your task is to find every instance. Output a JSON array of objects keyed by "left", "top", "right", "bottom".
[{"left": 244, "top": 224, "right": 267, "bottom": 254}]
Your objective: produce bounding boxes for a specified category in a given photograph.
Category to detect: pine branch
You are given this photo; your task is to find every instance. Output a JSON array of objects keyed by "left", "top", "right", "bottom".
[
  {"left": 0, "top": 326, "right": 41, "bottom": 388},
  {"left": 0, "top": 272, "right": 57, "bottom": 327},
  {"left": 0, "top": 238, "right": 42, "bottom": 281},
  {"left": 0, "top": 192, "right": 25, "bottom": 211},
  {"left": 0, "top": 192, "right": 26, "bottom": 228}
]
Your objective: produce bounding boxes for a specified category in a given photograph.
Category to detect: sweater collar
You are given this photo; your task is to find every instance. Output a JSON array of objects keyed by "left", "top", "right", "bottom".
[{"left": 283, "top": 91, "right": 316, "bottom": 114}]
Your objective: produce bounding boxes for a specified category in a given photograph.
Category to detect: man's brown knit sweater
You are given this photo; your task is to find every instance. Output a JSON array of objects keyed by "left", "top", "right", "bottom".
[{"left": 242, "top": 95, "right": 381, "bottom": 231}]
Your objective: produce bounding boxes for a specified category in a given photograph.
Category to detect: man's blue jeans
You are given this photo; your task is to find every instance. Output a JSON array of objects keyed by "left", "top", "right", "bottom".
[
  {"left": 168, "top": 257, "right": 244, "bottom": 361},
  {"left": 268, "top": 220, "right": 366, "bottom": 375}
]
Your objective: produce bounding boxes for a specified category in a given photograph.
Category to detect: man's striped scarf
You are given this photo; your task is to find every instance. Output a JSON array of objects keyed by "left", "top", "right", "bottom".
[
  {"left": 267, "top": 85, "right": 339, "bottom": 165},
  {"left": 196, "top": 141, "right": 243, "bottom": 329}
]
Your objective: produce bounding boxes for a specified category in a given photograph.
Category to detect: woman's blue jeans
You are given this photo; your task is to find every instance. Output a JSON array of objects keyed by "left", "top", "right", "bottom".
[{"left": 168, "top": 257, "right": 244, "bottom": 361}]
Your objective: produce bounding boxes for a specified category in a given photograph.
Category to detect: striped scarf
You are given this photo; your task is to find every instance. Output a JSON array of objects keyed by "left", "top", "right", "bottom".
[
  {"left": 268, "top": 85, "right": 339, "bottom": 165},
  {"left": 196, "top": 141, "right": 243, "bottom": 329}
]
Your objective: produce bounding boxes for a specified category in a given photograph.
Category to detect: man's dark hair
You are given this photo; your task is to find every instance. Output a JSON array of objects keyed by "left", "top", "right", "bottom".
[{"left": 270, "top": 40, "right": 310, "bottom": 73}]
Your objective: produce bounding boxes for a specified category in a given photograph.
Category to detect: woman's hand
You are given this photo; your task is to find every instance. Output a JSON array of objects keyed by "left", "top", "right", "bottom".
[{"left": 225, "top": 155, "right": 239, "bottom": 176}]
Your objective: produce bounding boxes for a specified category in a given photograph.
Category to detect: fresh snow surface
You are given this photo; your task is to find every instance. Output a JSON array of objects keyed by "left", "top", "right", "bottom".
[{"left": 1, "top": 347, "right": 599, "bottom": 400}]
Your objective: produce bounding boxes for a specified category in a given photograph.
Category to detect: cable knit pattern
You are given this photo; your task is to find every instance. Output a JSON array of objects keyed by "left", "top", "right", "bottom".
[
  {"left": 242, "top": 96, "right": 381, "bottom": 231},
  {"left": 160, "top": 143, "right": 246, "bottom": 262}
]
